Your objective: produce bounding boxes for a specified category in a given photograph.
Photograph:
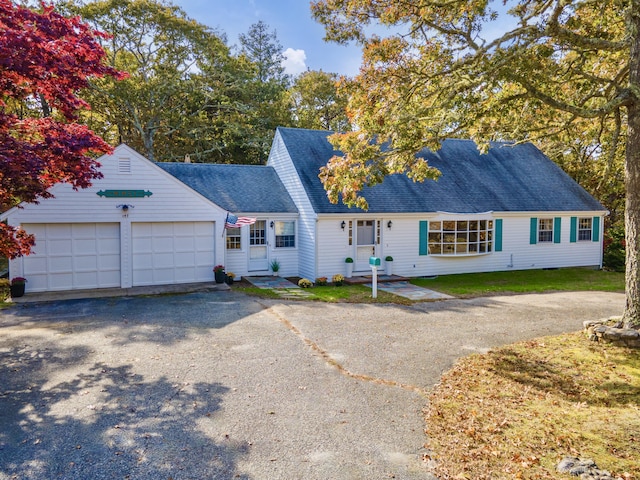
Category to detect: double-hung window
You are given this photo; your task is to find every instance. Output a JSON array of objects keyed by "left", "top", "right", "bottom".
[
  {"left": 538, "top": 218, "right": 554, "bottom": 243},
  {"left": 578, "top": 218, "right": 592, "bottom": 241},
  {"left": 274, "top": 221, "right": 295, "bottom": 248},
  {"left": 226, "top": 227, "right": 241, "bottom": 250}
]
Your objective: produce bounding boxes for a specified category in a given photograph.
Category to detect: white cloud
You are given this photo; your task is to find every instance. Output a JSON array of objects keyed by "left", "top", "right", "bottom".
[{"left": 281, "top": 48, "right": 307, "bottom": 76}]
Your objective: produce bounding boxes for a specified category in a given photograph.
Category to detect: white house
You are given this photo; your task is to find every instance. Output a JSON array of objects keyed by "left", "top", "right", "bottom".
[
  {"left": 2, "top": 130, "right": 607, "bottom": 294},
  {"left": 2, "top": 145, "right": 298, "bottom": 293},
  {"left": 267, "top": 127, "right": 607, "bottom": 281}
]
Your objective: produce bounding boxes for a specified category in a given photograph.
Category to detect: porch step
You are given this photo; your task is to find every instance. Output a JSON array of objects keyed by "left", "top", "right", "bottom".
[{"left": 344, "top": 274, "right": 410, "bottom": 285}]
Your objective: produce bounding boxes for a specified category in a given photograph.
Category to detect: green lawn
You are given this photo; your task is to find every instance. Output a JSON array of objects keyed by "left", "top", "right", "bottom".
[
  {"left": 234, "top": 268, "right": 624, "bottom": 303},
  {"left": 412, "top": 268, "right": 624, "bottom": 297}
]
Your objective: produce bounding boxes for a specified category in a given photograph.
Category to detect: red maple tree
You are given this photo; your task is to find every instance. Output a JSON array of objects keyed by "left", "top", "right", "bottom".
[{"left": 0, "top": 0, "right": 126, "bottom": 258}]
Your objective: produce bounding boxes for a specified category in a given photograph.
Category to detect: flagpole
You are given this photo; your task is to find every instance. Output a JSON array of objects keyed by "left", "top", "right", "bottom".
[{"left": 222, "top": 212, "right": 229, "bottom": 238}]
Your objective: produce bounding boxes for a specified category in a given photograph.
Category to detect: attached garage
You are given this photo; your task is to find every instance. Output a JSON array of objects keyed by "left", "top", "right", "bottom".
[
  {"left": 2, "top": 145, "right": 229, "bottom": 295},
  {"left": 21, "top": 223, "right": 121, "bottom": 292},
  {"left": 131, "top": 222, "right": 215, "bottom": 286}
]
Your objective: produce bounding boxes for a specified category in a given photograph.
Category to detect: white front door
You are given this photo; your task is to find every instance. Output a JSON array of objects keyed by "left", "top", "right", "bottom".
[
  {"left": 355, "top": 220, "right": 378, "bottom": 271},
  {"left": 249, "top": 220, "right": 268, "bottom": 271}
]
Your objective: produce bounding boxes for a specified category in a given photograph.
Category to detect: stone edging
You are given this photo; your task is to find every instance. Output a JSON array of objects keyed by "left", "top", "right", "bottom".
[
  {"left": 557, "top": 456, "right": 618, "bottom": 480},
  {"left": 584, "top": 318, "right": 640, "bottom": 348}
]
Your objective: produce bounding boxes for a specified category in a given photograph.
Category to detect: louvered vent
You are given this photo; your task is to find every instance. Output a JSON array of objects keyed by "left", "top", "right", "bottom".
[{"left": 118, "top": 157, "right": 131, "bottom": 174}]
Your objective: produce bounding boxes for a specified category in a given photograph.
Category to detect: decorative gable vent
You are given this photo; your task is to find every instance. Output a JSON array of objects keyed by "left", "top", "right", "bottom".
[{"left": 118, "top": 157, "right": 131, "bottom": 174}]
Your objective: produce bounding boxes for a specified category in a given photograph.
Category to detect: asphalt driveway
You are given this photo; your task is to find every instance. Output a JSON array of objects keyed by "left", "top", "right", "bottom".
[{"left": 0, "top": 290, "right": 624, "bottom": 479}]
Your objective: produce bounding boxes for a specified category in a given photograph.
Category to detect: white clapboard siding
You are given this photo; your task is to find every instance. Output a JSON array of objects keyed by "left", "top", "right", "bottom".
[
  {"left": 5, "top": 145, "right": 228, "bottom": 290},
  {"left": 267, "top": 131, "right": 317, "bottom": 280}
]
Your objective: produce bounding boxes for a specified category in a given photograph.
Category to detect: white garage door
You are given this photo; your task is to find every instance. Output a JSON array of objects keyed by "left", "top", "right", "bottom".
[
  {"left": 22, "top": 223, "right": 121, "bottom": 292},
  {"left": 132, "top": 222, "right": 215, "bottom": 286}
]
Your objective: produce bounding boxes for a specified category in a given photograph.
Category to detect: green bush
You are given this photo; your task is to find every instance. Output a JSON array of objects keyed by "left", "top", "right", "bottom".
[
  {"left": 0, "top": 278, "right": 9, "bottom": 301},
  {"left": 603, "top": 225, "right": 625, "bottom": 272}
]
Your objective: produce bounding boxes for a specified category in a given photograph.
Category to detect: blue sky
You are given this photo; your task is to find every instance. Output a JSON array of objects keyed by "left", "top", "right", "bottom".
[{"left": 171, "top": 0, "right": 363, "bottom": 77}]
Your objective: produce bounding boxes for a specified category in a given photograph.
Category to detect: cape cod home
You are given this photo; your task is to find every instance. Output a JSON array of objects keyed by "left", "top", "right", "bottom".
[
  {"left": 1, "top": 144, "right": 298, "bottom": 293},
  {"left": 267, "top": 127, "right": 607, "bottom": 281},
  {"left": 2, "top": 128, "right": 606, "bottom": 294}
]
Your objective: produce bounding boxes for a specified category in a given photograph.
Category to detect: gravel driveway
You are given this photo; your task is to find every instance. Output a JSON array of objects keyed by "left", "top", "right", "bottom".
[{"left": 0, "top": 290, "right": 624, "bottom": 479}]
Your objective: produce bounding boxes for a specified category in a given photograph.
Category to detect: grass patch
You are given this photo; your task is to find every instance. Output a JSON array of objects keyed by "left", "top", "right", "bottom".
[
  {"left": 413, "top": 268, "right": 624, "bottom": 297},
  {"left": 234, "top": 281, "right": 410, "bottom": 304},
  {"left": 425, "top": 333, "right": 640, "bottom": 479},
  {"left": 299, "top": 283, "right": 411, "bottom": 304}
]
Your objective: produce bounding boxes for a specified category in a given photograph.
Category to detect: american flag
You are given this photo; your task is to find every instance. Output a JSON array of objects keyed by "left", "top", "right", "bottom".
[{"left": 225, "top": 213, "right": 256, "bottom": 229}]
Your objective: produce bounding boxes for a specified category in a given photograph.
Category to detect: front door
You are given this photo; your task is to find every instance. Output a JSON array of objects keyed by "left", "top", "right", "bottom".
[
  {"left": 249, "top": 220, "right": 268, "bottom": 271},
  {"left": 355, "top": 220, "right": 378, "bottom": 271}
]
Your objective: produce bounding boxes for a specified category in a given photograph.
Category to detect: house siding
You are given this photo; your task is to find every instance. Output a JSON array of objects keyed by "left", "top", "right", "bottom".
[
  {"left": 5, "top": 145, "right": 227, "bottom": 287},
  {"left": 314, "top": 212, "right": 604, "bottom": 279},
  {"left": 267, "top": 131, "right": 318, "bottom": 280},
  {"left": 222, "top": 215, "right": 299, "bottom": 279}
]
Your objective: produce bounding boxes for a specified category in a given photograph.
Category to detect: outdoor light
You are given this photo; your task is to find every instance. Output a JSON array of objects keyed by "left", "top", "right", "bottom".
[
  {"left": 270, "top": 221, "right": 274, "bottom": 228},
  {"left": 341, "top": 221, "right": 346, "bottom": 230},
  {"left": 387, "top": 220, "right": 393, "bottom": 229},
  {"left": 117, "top": 204, "right": 133, "bottom": 212}
]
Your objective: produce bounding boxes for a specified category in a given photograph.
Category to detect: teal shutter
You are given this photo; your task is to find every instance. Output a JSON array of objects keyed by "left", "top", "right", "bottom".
[
  {"left": 530, "top": 218, "right": 538, "bottom": 244},
  {"left": 419, "top": 220, "right": 429, "bottom": 255},
  {"left": 592, "top": 216, "right": 600, "bottom": 242},
  {"left": 570, "top": 217, "right": 577, "bottom": 243},
  {"left": 495, "top": 219, "right": 503, "bottom": 252},
  {"left": 554, "top": 217, "right": 561, "bottom": 243}
]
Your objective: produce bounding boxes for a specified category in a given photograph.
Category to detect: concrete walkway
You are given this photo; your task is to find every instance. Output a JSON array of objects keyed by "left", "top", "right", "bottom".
[
  {"left": 0, "top": 290, "right": 625, "bottom": 479},
  {"left": 245, "top": 276, "right": 452, "bottom": 301}
]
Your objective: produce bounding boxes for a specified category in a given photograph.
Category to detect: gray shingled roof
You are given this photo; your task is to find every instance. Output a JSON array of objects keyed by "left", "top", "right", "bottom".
[
  {"left": 277, "top": 127, "right": 605, "bottom": 214},
  {"left": 157, "top": 162, "right": 298, "bottom": 214}
]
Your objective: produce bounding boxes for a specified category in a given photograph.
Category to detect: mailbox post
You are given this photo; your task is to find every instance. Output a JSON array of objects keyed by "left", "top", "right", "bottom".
[{"left": 369, "top": 256, "right": 381, "bottom": 298}]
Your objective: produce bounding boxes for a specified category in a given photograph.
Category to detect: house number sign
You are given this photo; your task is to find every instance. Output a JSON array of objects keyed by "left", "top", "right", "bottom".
[{"left": 97, "top": 190, "right": 153, "bottom": 198}]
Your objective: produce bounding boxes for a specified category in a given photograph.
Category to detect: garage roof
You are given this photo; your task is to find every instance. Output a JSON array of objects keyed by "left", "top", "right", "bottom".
[{"left": 157, "top": 163, "right": 298, "bottom": 214}]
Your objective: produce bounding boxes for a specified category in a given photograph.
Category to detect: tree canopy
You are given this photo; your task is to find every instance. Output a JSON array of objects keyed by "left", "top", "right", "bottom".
[
  {"left": 289, "top": 70, "right": 351, "bottom": 132},
  {"left": 0, "top": 0, "right": 124, "bottom": 258},
  {"left": 312, "top": 0, "right": 640, "bottom": 328}
]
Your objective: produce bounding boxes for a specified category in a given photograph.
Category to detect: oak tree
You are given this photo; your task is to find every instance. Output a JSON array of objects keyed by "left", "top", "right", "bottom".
[
  {"left": 289, "top": 70, "right": 351, "bottom": 132},
  {"left": 312, "top": 0, "right": 640, "bottom": 329}
]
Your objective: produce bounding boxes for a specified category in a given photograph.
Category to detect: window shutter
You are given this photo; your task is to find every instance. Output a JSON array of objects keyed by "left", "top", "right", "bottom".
[
  {"left": 495, "top": 219, "right": 503, "bottom": 252},
  {"left": 592, "top": 216, "right": 600, "bottom": 242},
  {"left": 554, "top": 217, "right": 562, "bottom": 243},
  {"left": 530, "top": 218, "right": 537, "bottom": 245},
  {"left": 570, "top": 217, "right": 577, "bottom": 243},
  {"left": 419, "top": 220, "right": 428, "bottom": 255}
]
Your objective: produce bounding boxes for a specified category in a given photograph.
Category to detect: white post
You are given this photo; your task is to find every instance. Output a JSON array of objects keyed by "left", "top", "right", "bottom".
[{"left": 371, "top": 265, "right": 378, "bottom": 298}]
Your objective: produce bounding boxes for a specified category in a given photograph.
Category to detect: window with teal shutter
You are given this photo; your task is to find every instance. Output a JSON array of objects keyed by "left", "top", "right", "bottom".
[
  {"left": 554, "top": 217, "right": 562, "bottom": 243},
  {"left": 570, "top": 217, "right": 577, "bottom": 243},
  {"left": 495, "top": 219, "right": 503, "bottom": 252},
  {"left": 530, "top": 218, "right": 537, "bottom": 244},
  {"left": 419, "top": 220, "right": 428, "bottom": 255},
  {"left": 592, "top": 216, "right": 600, "bottom": 242}
]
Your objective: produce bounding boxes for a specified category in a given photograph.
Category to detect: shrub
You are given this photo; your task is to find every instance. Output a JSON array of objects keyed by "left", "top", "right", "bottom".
[
  {"left": 315, "top": 276, "right": 328, "bottom": 286},
  {"left": 332, "top": 274, "right": 344, "bottom": 286},
  {"left": 298, "top": 278, "right": 313, "bottom": 288},
  {"left": 603, "top": 225, "right": 625, "bottom": 272},
  {"left": 0, "top": 278, "right": 9, "bottom": 300}
]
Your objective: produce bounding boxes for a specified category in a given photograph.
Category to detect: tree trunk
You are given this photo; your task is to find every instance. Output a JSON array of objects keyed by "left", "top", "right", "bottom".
[{"left": 622, "top": 1, "right": 640, "bottom": 330}]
